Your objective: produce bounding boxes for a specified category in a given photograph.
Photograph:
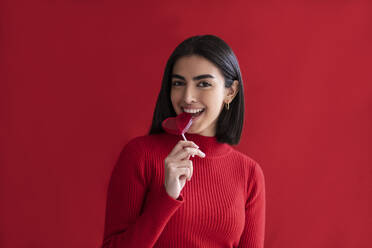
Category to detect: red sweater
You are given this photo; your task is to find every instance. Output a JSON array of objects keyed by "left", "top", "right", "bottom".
[{"left": 101, "top": 132, "right": 266, "bottom": 248}]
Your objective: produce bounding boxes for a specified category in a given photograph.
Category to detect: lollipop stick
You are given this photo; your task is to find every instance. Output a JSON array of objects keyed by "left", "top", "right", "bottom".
[{"left": 182, "top": 133, "right": 188, "bottom": 141}]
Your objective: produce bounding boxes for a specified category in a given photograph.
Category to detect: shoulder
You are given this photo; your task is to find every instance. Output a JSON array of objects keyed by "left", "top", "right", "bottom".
[
  {"left": 115, "top": 133, "right": 173, "bottom": 180},
  {"left": 229, "top": 147, "right": 265, "bottom": 180},
  {"left": 120, "top": 132, "right": 174, "bottom": 160},
  {"left": 227, "top": 149, "right": 266, "bottom": 201},
  {"left": 115, "top": 134, "right": 164, "bottom": 170},
  {"left": 229, "top": 147, "right": 261, "bottom": 168}
]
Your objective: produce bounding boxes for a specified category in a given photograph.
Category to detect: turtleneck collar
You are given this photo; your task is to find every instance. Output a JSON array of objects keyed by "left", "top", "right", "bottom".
[{"left": 161, "top": 132, "right": 232, "bottom": 158}]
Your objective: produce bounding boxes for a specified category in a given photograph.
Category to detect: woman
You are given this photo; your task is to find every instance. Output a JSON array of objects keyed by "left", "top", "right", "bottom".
[{"left": 101, "top": 34, "right": 266, "bottom": 248}]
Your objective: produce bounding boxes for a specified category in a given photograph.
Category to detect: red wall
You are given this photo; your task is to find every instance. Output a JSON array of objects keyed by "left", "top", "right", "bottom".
[{"left": 1, "top": 1, "right": 371, "bottom": 247}]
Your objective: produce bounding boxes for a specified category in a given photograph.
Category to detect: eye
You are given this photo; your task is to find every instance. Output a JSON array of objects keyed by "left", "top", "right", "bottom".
[
  {"left": 171, "top": 81, "right": 211, "bottom": 87},
  {"left": 198, "top": 81, "right": 211, "bottom": 87},
  {"left": 171, "top": 81, "right": 184, "bottom": 86}
]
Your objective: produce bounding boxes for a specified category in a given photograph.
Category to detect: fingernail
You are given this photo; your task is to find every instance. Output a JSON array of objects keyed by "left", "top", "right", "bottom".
[{"left": 192, "top": 154, "right": 195, "bottom": 158}]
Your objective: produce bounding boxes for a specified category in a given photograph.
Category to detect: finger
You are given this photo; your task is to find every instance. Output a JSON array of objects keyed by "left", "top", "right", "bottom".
[
  {"left": 172, "top": 147, "right": 195, "bottom": 161},
  {"left": 176, "top": 167, "right": 191, "bottom": 181},
  {"left": 175, "top": 160, "right": 193, "bottom": 181},
  {"left": 187, "top": 147, "right": 206, "bottom": 159},
  {"left": 189, "top": 160, "right": 193, "bottom": 180},
  {"left": 168, "top": 140, "right": 199, "bottom": 157},
  {"left": 174, "top": 147, "right": 205, "bottom": 161},
  {"left": 193, "top": 148, "right": 205, "bottom": 158},
  {"left": 166, "top": 159, "right": 191, "bottom": 169}
]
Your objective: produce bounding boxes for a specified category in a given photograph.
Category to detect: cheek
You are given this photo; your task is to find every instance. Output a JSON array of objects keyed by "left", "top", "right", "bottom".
[
  {"left": 208, "top": 105, "right": 222, "bottom": 117},
  {"left": 170, "top": 91, "right": 181, "bottom": 112},
  {"left": 205, "top": 93, "right": 224, "bottom": 113},
  {"left": 170, "top": 90, "right": 177, "bottom": 104}
]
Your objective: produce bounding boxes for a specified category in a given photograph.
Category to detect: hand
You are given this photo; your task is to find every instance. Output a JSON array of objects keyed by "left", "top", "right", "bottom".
[{"left": 164, "top": 140, "right": 206, "bottom": 200}]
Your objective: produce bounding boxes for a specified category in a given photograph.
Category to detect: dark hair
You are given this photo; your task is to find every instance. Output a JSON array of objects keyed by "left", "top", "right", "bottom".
[{"left": 148, "top": 34, "right": 245, "bottom": 145}]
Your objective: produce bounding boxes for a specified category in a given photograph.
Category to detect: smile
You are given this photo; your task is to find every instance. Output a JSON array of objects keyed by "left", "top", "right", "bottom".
[{"left": 182, "top": 107, "right": 205, "bottom": 117}]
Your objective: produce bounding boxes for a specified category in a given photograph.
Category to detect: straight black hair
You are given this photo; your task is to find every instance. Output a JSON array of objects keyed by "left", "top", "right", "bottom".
[{"left": 148, "top": 34, "right": 245, "bottom": 145}]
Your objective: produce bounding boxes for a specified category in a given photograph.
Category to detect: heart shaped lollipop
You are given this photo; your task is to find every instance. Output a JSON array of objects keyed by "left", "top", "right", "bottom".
[{"left": 162, "top": 112, "right": 193, "bottom": 141}]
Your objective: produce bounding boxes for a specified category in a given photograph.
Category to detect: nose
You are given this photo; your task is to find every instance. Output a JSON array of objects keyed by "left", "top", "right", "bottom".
[{"left": 182, "top": 84, "right": 197, "bottom": 104}]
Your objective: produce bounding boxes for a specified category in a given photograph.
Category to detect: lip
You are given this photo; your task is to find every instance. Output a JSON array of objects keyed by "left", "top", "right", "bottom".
[
  {"left": 181, "top": 107, "right": 205, "bottom": 116},
  {"left": 190, "top": 109, "right": 205, "bottom": 120},
  {"left": 182, "top": 107, "right": 205, "bottom": 111}
]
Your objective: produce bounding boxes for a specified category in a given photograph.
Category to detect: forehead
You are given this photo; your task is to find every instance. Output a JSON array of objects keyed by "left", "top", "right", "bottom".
[{"left": 172, "top": 55, "right": 223, "bottom": 79}]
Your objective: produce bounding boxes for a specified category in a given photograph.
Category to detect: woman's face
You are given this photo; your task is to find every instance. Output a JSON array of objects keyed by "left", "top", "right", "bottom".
[{"left": 170, "top": 55, "right": 238, "bottom": 137}]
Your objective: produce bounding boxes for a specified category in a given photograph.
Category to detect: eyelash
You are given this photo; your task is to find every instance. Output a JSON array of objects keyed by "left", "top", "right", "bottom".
[{"left": 171, "top": 81, "right": 211, "bottom": 87}]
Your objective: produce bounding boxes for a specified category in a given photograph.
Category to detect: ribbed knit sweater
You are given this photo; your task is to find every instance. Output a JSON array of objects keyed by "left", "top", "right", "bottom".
[{"left": 101, "top": 132, "right": 265, "bottom": 248}]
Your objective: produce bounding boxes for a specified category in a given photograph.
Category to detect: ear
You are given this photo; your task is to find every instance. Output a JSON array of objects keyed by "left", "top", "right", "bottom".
[{"left": 225, "top": 80, "right": 239, "bottom": 103}]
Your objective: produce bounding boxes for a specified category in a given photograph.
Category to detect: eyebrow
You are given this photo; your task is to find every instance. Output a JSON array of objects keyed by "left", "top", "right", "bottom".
[{"left": 171, "top": 74, "right": 215, "bottom": 81}]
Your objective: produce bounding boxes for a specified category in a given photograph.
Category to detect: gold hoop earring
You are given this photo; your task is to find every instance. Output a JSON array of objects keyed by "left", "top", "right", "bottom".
[{"left": 225, "top": 101, "right": 230, "bottom": 110}]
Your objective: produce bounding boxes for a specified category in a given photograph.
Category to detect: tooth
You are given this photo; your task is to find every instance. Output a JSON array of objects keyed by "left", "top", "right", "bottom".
[{"left": 184, "top": 108, "right": 203, "bottom": 113}]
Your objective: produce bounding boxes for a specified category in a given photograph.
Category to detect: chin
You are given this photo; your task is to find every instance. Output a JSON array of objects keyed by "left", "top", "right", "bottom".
[{"left": 186, "top": 129, "right": 196, "bottom": 134}]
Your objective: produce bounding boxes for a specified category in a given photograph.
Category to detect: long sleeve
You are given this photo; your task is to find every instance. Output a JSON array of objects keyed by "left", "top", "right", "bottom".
[
  {"left": 100, "top": 139, "right": 184, "bottom": 248},
  {"left": 238, "top": 162, "right": 266, "bottom": 248},
  {"left": 100, "top": 132, "right": 265, "bottom": 247}
]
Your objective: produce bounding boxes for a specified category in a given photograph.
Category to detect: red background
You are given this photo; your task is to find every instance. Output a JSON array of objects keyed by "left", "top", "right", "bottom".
[{"left": 1, "top": 1, "right": 371, "bottom": 247}]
